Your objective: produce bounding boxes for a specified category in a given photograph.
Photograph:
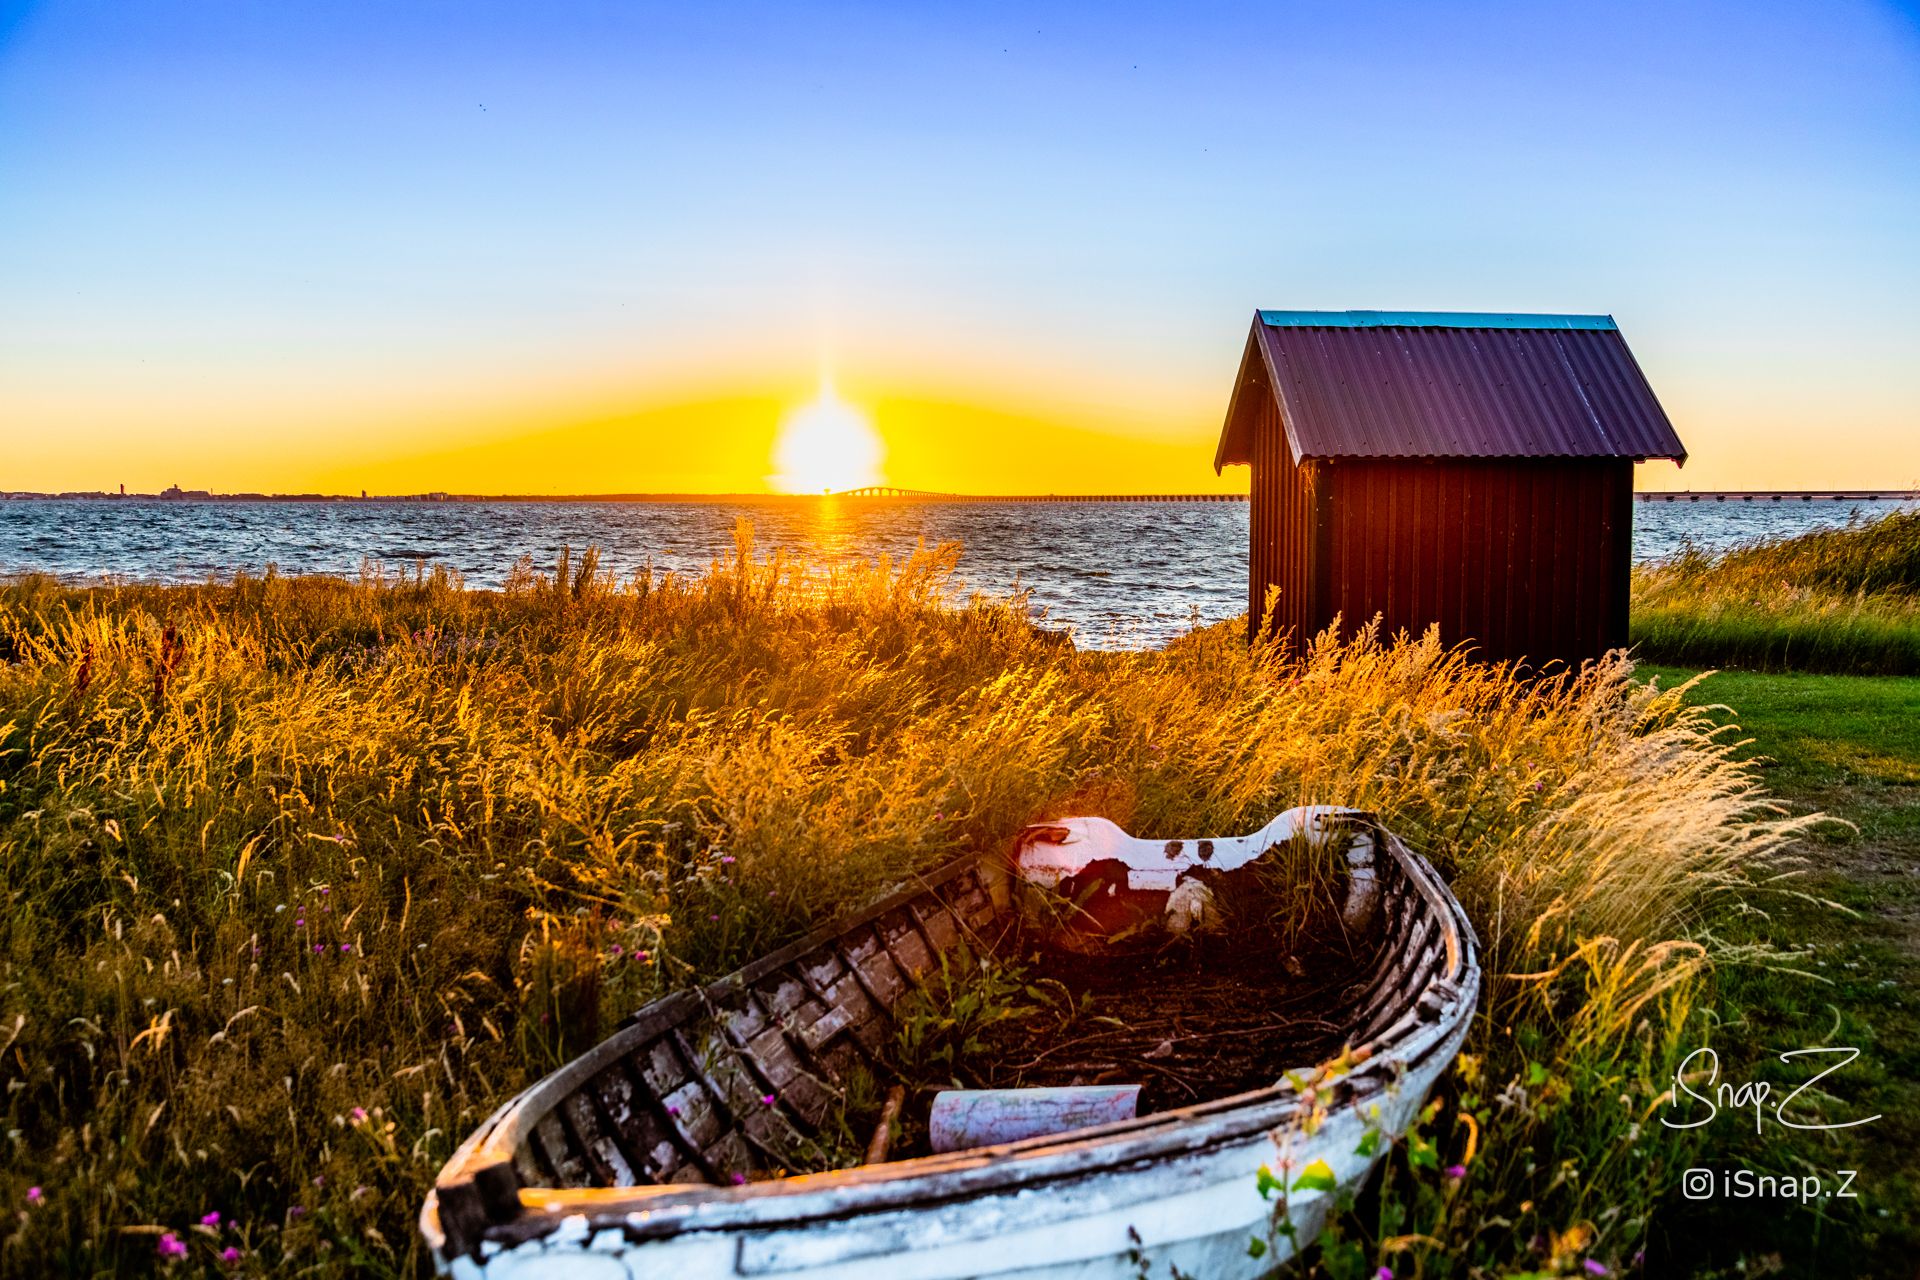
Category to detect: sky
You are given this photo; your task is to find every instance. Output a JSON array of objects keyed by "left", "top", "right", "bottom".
[{"left": 1, "top": 0, "right": 1917, "bottom": 495}]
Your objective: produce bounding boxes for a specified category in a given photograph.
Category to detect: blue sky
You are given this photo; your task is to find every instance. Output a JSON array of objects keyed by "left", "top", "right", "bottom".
[{"left": 2, "top": 0, "right": 1916, "bottom": 492}]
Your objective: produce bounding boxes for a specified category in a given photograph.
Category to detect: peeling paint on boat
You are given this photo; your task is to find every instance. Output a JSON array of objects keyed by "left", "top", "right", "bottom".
[{"left": 422, "top": 808, "right": 1479, "bottom": 1279}]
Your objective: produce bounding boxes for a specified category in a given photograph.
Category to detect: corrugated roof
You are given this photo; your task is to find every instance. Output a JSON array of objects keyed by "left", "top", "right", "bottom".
[{"left": 1215, "top": 310, "right": 1686, "bottom": 470}]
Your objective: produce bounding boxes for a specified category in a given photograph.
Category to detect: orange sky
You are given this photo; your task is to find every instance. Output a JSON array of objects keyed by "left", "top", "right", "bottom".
[{"left": 3, "top": 2, "right": 1916, "bottom": 495}]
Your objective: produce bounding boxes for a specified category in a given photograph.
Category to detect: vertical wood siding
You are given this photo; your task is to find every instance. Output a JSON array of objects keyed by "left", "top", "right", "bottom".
[
  {"left": 1251, "top": 452, "right": 1633, "bottom": 665},
  {"left": 1246, "top": 392, "right": 1318, "bottom": 649},
  {"left": 1325, "top": 459, "right": 1632, "bottom": 664}
]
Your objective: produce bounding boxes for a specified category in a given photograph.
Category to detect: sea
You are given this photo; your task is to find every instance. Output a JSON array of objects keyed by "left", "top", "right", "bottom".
[{"left": 0, "top": 496, "right": 1910, "bottom": 649}]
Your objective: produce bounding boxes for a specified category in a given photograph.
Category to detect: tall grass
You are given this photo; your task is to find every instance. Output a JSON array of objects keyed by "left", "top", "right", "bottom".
[
  {"left": 1632, "top": 508, "right": 1920, "bottom": 673},
  {"left": 0, "top": 525, "right": 1807, "bottom": 1277}
]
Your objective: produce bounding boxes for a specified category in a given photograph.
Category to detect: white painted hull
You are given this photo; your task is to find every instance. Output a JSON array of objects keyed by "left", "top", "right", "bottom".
[
  {"left": 424, "top": 812, "right": 1479, "bottom": 1280},
  {"left": 452, "top": 1054, "right": 1459, "bottom": 1280}
]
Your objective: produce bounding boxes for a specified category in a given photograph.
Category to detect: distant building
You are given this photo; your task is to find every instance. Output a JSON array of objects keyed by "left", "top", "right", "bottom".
[{"left": 1214, "top": 310, "right": 1687, "bottom": 665}]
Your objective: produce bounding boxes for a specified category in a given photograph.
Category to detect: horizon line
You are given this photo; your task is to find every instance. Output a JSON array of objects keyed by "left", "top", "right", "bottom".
[{"left": 3, "top": 488, "right": 1915, "bottom": 503}]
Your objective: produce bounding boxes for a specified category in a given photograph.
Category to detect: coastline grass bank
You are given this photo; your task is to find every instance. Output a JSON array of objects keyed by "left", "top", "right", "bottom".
[
  {"left": 1631, "top": 509, "right": 1920, "bottom": 674},
  {"left": 2, "top": 529, "right": 1806, "bottom": 1277}
]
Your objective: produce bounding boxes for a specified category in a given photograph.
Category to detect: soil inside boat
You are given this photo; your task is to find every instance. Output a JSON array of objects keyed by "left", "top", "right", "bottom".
[{"left": 866, "top": 879, "right": 1365, "bottom": 1162}]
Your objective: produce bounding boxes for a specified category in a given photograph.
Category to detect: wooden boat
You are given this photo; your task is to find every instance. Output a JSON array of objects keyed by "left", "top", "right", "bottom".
[{"left": 422, "top": 807, "right": 1479, "bottom": 1279}]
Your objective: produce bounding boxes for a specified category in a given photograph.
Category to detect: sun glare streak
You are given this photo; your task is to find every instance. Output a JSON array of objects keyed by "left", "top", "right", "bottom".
[{"left": 771, "top": 380, "right": 884, "bottom": 493}]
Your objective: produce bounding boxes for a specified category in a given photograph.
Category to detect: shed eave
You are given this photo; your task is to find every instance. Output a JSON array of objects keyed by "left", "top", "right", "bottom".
[{"left": 1257, "top": 310, "right": 1619, "bottom": 331}]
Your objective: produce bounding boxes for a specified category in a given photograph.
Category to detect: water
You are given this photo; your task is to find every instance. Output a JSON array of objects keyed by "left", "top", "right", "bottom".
[{"left": 0, "top": 496, "right": 1909, "bottom": 648}]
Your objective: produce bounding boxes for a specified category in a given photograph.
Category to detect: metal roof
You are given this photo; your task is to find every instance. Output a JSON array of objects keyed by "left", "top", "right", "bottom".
[{"left": 1216, "top": 310, "right": 1686, "bottom": 470}]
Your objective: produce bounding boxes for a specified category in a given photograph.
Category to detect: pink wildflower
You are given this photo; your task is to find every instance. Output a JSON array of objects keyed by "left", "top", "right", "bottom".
[
  {"left": 1583, "top": 1263, "right": 1609, "bottom": 1277},
  {"left": 158, "top": 1232, "right": 189, "bottom": 1259},
  {"left": 609, "top": 944, "right": 623, "bottom": 957},
  {"left": 1445, "top": 1163, "right": 1466, "bottom": 1178},
  {"left": 720, "top": 856, "right": 735, "bottom": 865},
  {"left": 730, "top": 1172, "right": 746, "bottom": 1185},
  {"left": 1376, "top": 1269, "right": 1393, "bottom": 1280},
  {"left": 25, "top": 1186, "right": 42, "bottom": 1205},
  {"left": 220, "top": 1246, "right": 243, "bottom": 1264},
  {"left": 339, "top": 942, "right": 351, "bottom": 953},
  {"left": 200, "top": 1210, "right": 221, "bottom": 1228},
  {"left": 350, "top": 1107, "right": 368, "bottom": 1123},
  {"left": 760, "top": 1094, "right": 776, "bottom": 1106}
]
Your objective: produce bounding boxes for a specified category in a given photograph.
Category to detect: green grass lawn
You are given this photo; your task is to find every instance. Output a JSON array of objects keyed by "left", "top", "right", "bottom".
[{"left": 1638, "top": 667, "right": 1920, "bottom": 1278}]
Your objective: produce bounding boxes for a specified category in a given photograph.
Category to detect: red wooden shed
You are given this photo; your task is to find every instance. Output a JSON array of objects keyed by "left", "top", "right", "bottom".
[{"left": 1214, "top": 310, "right": 1687, "bottom": 664}]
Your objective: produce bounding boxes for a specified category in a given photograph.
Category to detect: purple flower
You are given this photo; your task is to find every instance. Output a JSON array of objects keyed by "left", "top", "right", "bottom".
[
  {"left": 295, "top": 918, "right": 305, "bottom": 927},
  {"left": 200, "top": 1210, "right": 221, "bottom": 1228},
  {"left": 339, "top": 942, "right": 351, "bottom": 953},
  {"left": 350, "top": 1107, "right": 368, "bottom": 1123},
  {"left": 319, "top": 887, "right": 329, "bottom": 894},
  {"left": 760, "top": 1094, "right": 776, "bottom": 1106},
  {"left": 730, "top": 1172, "right": 746, "bottom": 1185},
  {"left": 25, "top": 1186, "right": 42, "bottom": 1205},
  {"left": 1583, "top": 1262, "right": 1609, "bottom": 1277},
  {"left": 637, "top": 950, "right": 651, "bottom": 961},
  {"left": 1445, "top": 1163, "right": 1466, "bottom": 1178},
  {"left": 720, "top": 856, "right": 735, "bottom": 865},
  {"left": 158, "top": 1232, "right": 189, "bottom": 1259},
  {"left": 609, "top": 944, "right": 623, "bottom": 957},
  {"left": 312, "top": 1175, "right": 326, "bottom": 1188},
  {"left": 220, "top": 1246, "right": 243, "bottom": 1264},
  {"left": 666, "top": 1104, "right": 681, "bottom": 1117},
  {"left": 709, "top": 914, "right": 719, "bottom": 922},
  {"left": 1376, "top": 1268, "right": 1393, "bottom": 1280},
  {"left": 288, "top": 1205, "right": 306, "bottom": 1219}
]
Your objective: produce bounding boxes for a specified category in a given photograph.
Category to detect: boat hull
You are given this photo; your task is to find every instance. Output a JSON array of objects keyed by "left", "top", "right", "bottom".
[{"left": 424, "top": 812, "right": 1480, "bottom": 1279}]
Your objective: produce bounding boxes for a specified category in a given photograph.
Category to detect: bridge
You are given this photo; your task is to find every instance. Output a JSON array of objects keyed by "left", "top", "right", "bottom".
[
  {"left": 828, "top": 487, "right": 1246, "bottom": 503},
  {"left": 1636, "top": 490, "right": 1917, "bottom": 503},
  {"left": 831, "top": 487, "right": 951, "bottom": 499}
]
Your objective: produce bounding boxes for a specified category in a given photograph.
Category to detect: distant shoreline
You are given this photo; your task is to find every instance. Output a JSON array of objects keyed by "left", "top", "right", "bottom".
[
  {"left": 3, "top": 489, "right": 1913, "bottom": 505},
  {"left": 5, "top": 490, "right": 1254, "bottom": 504}
]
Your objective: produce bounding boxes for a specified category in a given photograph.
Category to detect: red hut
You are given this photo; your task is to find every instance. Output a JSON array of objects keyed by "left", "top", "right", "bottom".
[{"left": 1214, "top": 311, "right": 1687, "bottom": 664}]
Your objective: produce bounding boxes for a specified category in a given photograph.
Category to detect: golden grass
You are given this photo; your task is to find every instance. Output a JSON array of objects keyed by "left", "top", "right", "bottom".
[{"left": 0, "top": 524, "right": 1809, "bottom": 1276}]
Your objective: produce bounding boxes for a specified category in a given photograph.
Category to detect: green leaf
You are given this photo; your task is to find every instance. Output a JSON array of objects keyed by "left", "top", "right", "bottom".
[
  {"left": 1291, "top": 1158, "right": 1338, "bottom": 1193},
  {"left": 1255, "top": 1164, "right": 1284, "bottom": 1200},
  {"left": 1246, "top": 1237, "right": 1268, "bottom": 1260},
  {"left": 1408, "top": 1138, "right": 1439, "bottom": 1171},
  {"left": 1354, "top": 1129, "right": 1381, "bottom": 1157},
  {"left": 1526, "top": 1060, "right": 1550, "bottom": 1088}
]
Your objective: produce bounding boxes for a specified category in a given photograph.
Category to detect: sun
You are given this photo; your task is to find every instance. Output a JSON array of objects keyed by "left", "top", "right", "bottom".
[{"left": 771, "top": 380, "right": 884, "bottom": 494}]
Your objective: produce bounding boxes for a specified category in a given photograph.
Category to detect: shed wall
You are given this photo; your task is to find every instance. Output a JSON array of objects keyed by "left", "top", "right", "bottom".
[
  {"left": 1318, "top": 458, "right": 1633, "bottom": 664},
  {"left": 1246, "top": 388, "right": 1320, "bottom": 648}
]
